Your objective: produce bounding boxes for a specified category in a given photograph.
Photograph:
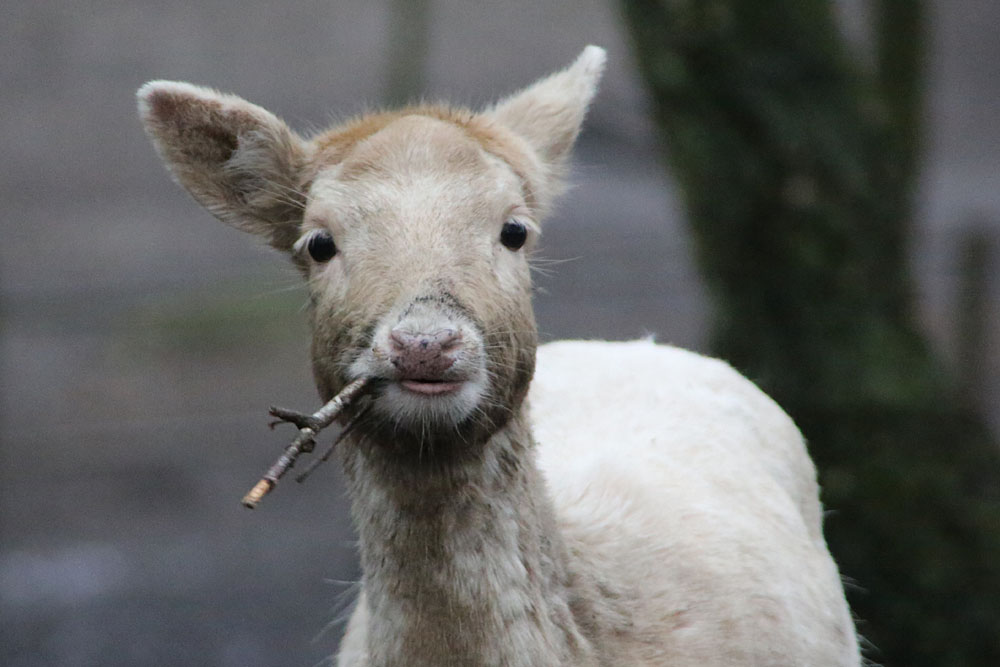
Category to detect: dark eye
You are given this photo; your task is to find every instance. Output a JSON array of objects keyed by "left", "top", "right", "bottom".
[
  {"left": 307, "top": 231, "right": 337, "bottom": 262},
  {"left": 500, "top": 219, "right": 528, "bottom": 250}
]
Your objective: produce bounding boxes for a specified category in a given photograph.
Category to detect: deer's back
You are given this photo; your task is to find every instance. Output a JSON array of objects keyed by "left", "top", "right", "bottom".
[{"left": 530, "top": 339, "right": 859, "bottom": 666}]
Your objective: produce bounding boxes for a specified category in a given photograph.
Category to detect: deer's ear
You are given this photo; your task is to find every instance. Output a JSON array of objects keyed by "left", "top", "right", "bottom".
[
  {"left": 138, "top": 81, "right": 311, "bottom": 252},
  {"left": 487, "top": 46, "right": 605, "bottom": 202}
]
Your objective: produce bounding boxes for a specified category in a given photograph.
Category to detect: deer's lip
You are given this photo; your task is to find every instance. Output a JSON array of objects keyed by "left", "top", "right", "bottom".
[{"left": 399, "top": 379, "right": 465, "bottom": 396}]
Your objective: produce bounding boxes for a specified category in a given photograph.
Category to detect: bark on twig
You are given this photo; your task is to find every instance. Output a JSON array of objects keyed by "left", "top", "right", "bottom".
[
  {"left": 241, "top": 377, "right": 372, "bottom": 508},
  {"left": 295, "top": 406, "right": 368, "bottom": 484}
]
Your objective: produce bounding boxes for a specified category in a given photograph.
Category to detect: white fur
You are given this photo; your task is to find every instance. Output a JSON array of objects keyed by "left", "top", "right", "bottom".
[
  {"left": 530, "top": 339, "right": 858, "bottom": 665},
  {"left": 336, "top": 340, "right": 859, "bottom": 666}
]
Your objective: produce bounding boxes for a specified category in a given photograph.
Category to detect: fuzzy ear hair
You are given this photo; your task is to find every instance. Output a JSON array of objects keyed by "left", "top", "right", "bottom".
[
  {"left": 137, "top": 81, "right": 311, "bottom": 252},
  {"left": 488, "top": 46, "right": 606, "bottom": 203}
]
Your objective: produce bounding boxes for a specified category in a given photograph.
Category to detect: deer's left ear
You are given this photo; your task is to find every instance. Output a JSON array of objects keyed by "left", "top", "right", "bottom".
[
  {"left": 487, "top": 46, "right": 606, "bottom": 206},
  {"left": 138, "top": 81, "right": 312, "bottom": 252}
]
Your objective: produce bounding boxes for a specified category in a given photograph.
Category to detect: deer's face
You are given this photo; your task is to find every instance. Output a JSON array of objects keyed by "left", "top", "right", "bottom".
[
  {"left": 138, "top": 46, "right": 605, "bottom": 452},
  {"left": 299, "top": 116, "right": 539, "bottom": 445}
]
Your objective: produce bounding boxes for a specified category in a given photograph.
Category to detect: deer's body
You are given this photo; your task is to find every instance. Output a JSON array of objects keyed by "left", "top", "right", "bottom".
[
  {"left": 139, "top": 46, "right": 860, "bottom": 666},
  {"left": 337, "top": 340, "right": 856, "bottom": 667}
]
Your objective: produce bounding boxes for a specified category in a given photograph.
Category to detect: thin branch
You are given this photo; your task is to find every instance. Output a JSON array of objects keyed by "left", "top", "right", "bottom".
[
  {"left": 295, "top": 403, "right": 370, "bottom": 484},
  {"left": 241, "top": 376, "right": 372, "bottom": 509}
]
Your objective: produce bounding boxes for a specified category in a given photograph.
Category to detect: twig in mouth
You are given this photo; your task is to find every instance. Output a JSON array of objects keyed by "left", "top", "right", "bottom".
[
  {"left": 241, "top": 376, "right": 372, "bottom": 509},
  {"left": 295, "top": 403, "right": 369, "bottom": 484}
]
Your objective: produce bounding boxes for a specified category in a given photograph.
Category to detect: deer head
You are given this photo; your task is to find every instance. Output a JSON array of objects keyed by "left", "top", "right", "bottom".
[{"left": 139, "top": 46, "right": 605, "bottom": 459}]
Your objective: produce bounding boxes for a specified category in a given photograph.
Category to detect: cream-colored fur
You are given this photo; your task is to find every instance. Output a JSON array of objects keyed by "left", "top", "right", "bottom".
[
  {"left": 531, "top": 340, "right": 857, "bottom": 665},
  {"left": 138, "top": 46, "right": 859, "bottom": 666}
]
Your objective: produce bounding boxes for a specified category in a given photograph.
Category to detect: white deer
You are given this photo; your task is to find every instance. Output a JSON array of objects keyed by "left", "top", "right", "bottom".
[{"left": 138, "top": 46, "right": 860, "bottom": 666}]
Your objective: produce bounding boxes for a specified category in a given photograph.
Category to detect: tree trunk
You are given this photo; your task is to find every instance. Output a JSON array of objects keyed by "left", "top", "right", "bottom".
[{"left": 620, "top": 1, "right": 1000, "bottom": 665}]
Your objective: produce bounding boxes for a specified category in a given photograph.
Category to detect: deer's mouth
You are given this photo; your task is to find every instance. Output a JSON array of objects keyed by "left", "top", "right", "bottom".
[{"left": 400, "top": 379, "right": 465, "bottom": 396}]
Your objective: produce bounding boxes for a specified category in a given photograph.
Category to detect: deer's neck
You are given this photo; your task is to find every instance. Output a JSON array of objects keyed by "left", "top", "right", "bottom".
[{"left": 341, "top": 413, "right": 595, "bottom": 667}]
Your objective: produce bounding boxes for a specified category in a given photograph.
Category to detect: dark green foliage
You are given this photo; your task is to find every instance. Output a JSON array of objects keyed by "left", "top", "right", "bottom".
[{"left": 620, "top": 1, "right": 1000, "bottom": 664}]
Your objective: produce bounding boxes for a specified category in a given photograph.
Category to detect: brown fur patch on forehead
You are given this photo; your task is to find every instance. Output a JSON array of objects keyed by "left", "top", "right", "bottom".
[{"left": 310, "top": 105, "right": 540, "bottom": 211}]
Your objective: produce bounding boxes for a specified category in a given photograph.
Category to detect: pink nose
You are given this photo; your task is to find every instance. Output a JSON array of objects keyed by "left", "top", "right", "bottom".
[{"left": 388, "top": 328, "right": 463, "bottom": 379}]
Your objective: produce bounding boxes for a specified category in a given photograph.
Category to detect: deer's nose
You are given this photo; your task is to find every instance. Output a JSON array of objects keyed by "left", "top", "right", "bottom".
[{"left": 388, "top": 328, "right": 463, "bottom": 379}]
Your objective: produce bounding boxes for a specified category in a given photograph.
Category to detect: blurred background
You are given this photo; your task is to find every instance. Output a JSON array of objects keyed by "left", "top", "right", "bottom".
[{"left": 2, "top": 1, "right": 997, "bottom": 665}]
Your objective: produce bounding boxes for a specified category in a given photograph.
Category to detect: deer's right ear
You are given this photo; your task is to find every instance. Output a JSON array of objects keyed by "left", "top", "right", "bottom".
[{"left": 137, "top": 81, "right": 312, "bottom": 252}]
